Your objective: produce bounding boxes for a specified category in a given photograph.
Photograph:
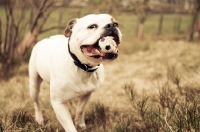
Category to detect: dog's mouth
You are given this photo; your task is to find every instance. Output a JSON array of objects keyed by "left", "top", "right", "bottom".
[{"left": 81, "top": 35, "right": 120, "bottom": 60}]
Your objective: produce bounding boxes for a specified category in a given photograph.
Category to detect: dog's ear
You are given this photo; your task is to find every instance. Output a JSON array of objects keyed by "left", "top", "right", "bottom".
[
  {"left": 64, "top": 19, "right": 77, "bottom": 38},
  {"left": 111, "top": 17, "right": 117, "bottom": 23}
]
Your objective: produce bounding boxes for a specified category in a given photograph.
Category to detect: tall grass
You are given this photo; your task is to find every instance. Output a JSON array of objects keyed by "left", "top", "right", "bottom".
[
  {"left": 0, "top": 67, "right": 199, "bottom": 132},
  {"left": 123, "top": 67, "right": 200, "bottom": 132}
]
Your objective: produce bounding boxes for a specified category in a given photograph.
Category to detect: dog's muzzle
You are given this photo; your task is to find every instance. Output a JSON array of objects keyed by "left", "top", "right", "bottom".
[
  {"left": 81, "top": 23, "right": 120, "bottom": 60},
  {"left": 103, "top": 23, "right": 120, "bottom": 43}
]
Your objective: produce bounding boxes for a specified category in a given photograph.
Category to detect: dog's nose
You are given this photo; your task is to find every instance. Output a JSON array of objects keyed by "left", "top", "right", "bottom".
[
  {"left": 104, "top": 23, "right": 118, "bottom": 29},
  {"left": 105, "top": 45, "right": 111, "bottom": 50}
]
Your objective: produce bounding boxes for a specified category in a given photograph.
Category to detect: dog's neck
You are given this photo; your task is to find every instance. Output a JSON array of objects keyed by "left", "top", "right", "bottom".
[{"left": 68, "top": 38, "right": 100, "bottom": 72}]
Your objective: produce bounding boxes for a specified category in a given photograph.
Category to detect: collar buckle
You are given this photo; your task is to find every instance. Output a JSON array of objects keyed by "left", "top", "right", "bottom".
[{"left": 85, "top": 64, "right": 100, "bottom": 72}]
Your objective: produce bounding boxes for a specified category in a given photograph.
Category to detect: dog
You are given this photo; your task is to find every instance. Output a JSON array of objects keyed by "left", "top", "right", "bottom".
[{"left": 29, "top": 14, "right": 122, "bottom": 132}]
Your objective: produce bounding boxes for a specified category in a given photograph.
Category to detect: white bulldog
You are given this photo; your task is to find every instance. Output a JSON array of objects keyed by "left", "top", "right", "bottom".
[{"left": 29, "top": 14, "right": 122, "bottom": 132}]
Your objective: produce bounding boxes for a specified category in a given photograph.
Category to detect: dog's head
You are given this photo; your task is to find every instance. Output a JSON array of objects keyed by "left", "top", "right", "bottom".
[{"left": 65, "top": 14, "right": 122, "bottom": 65}]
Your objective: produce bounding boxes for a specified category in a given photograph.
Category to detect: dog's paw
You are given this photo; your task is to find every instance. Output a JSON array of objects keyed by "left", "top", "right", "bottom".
[
  {"left": 35, "top": 113, "right": 44, "bottom": 125},
  {"left": 76, "top": 123, "right": 86, "bottom": 131},
  {"left": 75, "top": 120, "right": 86, "bottom": 130},
  {"left": 79, "top": 123, "right": 86, "bottom": 128}
]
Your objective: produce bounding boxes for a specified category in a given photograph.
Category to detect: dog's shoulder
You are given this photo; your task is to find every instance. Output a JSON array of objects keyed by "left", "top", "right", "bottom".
[
  {"left": 33, "top": 35, "right": 68, "bottom": 49},
  {"left": 49, "top": 35, "right": 67, "bottom": 40},
  {"left": 31, "top": 35, "right": 69, "bottom": 60}
]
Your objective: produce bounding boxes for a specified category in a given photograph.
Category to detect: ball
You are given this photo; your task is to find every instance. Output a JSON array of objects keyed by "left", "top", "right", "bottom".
[{"left": 98, "top": 36, "right": 117, "bottom": 53}]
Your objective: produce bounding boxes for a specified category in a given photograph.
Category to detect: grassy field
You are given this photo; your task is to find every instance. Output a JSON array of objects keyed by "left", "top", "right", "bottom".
[
  {"left": 1, "top": 39, "right": 200, "bottom": 132},
  {"left": 1, "top": 7, "right": 200, "bottom": 132}
]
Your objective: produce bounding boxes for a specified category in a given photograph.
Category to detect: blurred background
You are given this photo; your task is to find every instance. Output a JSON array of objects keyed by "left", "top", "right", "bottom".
[{"left": 0, "top": 0, "right": 200, "bottom": 79}]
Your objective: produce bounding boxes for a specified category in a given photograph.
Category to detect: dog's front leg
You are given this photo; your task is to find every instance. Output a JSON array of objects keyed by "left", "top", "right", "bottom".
[
  {"left": 75, "top": 93, "right": 92, "bottom": 128},
  {"left": 51, "top": 101, "right": 77, "bottom": 132}
]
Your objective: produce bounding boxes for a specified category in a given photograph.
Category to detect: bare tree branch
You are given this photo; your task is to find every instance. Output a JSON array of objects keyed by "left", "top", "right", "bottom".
[
  {"left": 29, "top": 10, "right": 34, "bottom": 28},
  {"left": 38, "top": 11, "right": 52, "bottom": 33},
  {"left": 29, "top": 0, "right": 40, "bottom": 9},
  {"left": 0, "top": 0, "right": 73, "bottom": 79},
  {"left": 14, "top": 2, "right": 28, "bottom": 48},
  {"left": 7, "top": 0, "right": 16, "bottom": 61},
  {"left": 4, "top": 0, "right": 10, "bottom": 54},
  {"left": 187, "top": 0, "right": 200, "bottom": 41},
  {"left": 0, "top": 19, "right": 2, "bottom": 46},
  {"left": 31, "top": 0, "right": 49, "bottom": 33},
  {"left": 0, "top": 18, "right": 2, "bottom": 59},
  {"left": 42, "top": 1, "right": 55, "bottom": 13}
]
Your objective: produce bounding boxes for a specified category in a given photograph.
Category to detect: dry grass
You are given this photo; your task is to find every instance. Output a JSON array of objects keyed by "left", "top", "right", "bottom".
[
  {"left": 0, "top": 39, "right": 200, "bottom": 131},
  {"left": 93, "top": 39, "right": 200, "bottom": 108}
]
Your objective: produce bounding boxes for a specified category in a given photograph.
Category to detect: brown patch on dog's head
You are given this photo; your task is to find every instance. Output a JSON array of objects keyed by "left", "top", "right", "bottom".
[
  {"left": 64, "top": 19, "right": 77, "bottom": 38},
  {"left": 111, "top": 17, "right": 117, "bottom": 23}
]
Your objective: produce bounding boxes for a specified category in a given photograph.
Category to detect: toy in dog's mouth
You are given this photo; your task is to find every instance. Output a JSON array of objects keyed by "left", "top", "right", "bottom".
[{"left": 81, "top": 35, "right": 120, "bottom": 60}]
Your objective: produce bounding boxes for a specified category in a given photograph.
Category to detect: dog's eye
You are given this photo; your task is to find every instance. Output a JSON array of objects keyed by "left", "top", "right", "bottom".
[{"left": 88, "top": 24, "right": 98, "bottom": 29}]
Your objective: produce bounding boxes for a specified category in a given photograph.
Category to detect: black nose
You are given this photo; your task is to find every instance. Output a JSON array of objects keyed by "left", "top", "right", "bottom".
[
  {"left": 104, "top": 23, "right": 118, "bottom": 29},
  {"left": 103, "top": 23, "right": 119, "bottom": 44},
  {"left": 105, "top": 45, "right": 111, "bottom": 50}
]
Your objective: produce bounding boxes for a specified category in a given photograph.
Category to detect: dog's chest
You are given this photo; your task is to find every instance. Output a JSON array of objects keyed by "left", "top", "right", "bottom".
[{"left": 72, "top": 71, "right": 102, "bottom": 94}]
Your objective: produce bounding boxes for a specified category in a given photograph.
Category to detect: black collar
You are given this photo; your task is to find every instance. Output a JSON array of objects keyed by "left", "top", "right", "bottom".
[{"left": 68, "top": 39, "right": 100, "bottom": 72}]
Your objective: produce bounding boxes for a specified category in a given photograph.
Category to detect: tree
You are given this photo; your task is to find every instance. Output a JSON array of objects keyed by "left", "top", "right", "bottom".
[
  {"left": 128, "top": 0, "right": 150, "bottom": 40},
  {"left": 157, "top": 5, "right": 165, "bottom": 36},
  {"left": 187, "top": 0, "right": 200, "bottom": 41},
  {"left": 88, "top": 0, "right": 121, "bottom": 14},
  {"left": 173, "top": 0, "right": 185, "bottom": 34},
  {"left": 0, "top": 0, "right": 71, "bottom": 79}
]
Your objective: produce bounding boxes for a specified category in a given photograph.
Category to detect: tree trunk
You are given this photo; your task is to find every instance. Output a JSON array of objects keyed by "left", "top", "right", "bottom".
[
  {"left": 197, "top": 21, "right": 200, "bottom": 40},
  {"left": 173, "top": 13, "right": 182, "bottom": 33},
  {"left": 187, "top": 10, "right": 199, "bottom": 41},
  {"left": 173, "top": 14, "right": 178, "bottom": 33},
  {"left": 137, "top": 17, "right": 146, "bottom": 40},
  {"left": 157, "top": 12, "right": 163, "bottom": 35},
  {"left": 187, "top": 0, "right": 200, "bottom": 41},
  {"left": 138, "top": 22, "right": 144, "bottom": 40},
  {"left": 14, "top": 27, "right": 38, "bottom": 60},
  {"left": 0, "top": 0, "right": 72, "bottom": 80},
  {"left": 177, "top": 15, "right": 182, "bottom": 33}
]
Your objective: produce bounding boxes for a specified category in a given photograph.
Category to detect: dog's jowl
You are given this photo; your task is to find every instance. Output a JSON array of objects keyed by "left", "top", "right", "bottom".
[{"left": 29, "top": 14, "right": 122, "bottom": 132}]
